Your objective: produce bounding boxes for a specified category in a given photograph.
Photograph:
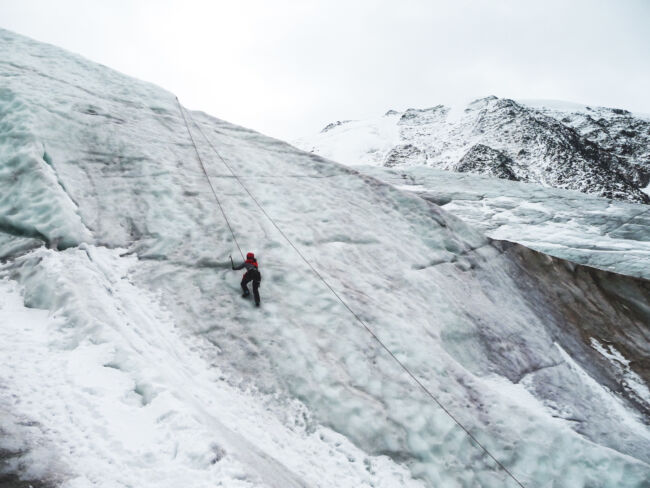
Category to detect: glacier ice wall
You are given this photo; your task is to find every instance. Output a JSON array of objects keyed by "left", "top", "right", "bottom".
[{"left": 0, "top": 28, "right": 649, "bottom": 487}]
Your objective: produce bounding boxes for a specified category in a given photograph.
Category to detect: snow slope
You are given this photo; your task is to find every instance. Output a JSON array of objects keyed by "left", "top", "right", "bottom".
[
  {"left": 1, "top": 29, "right": 649, "bottom": 487},
  {"left": 294, "top": 98, "right": 650, "bottom": 203},
  {"left": 363, "top": 166, "right": 650, "bottom": 281}
]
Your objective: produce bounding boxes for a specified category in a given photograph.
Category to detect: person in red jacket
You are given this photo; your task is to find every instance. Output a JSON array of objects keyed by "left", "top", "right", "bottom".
[{"left": 231, "top": 252, "right": 261, "bottom": 306}]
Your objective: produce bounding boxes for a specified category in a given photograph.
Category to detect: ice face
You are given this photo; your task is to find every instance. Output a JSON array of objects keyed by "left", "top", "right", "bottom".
[
  {"left": 0, "top": 28, "right": 649, "bottom": 487},
  {"left": 0, "top": 87, "right": 91, "bottom": 249}
]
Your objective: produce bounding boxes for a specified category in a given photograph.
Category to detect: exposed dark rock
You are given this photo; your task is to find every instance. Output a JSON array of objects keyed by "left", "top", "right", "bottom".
[
  {"left": 398, "top": 106, "right": 448, "bottom": 126},
  {"left": 489, "top": 239, "right": 650, "bottom": 419},
  {"left": 320, "top": 120, "right": 350, "bottom": 133},
  {"left": 383, "top": 144, "right": 426, "bottom": 167},
  {"left": 455, "top": 144, "right": 519, "bottom": 180},
  {"left": 0, "top": 448, "right": 54, "bottom": 488},
  {"left": 469, "top": 98, "right": 650, "bottom": 203},
  {"left": 537, "top": 106, "right": 650, "bottom": 193}
]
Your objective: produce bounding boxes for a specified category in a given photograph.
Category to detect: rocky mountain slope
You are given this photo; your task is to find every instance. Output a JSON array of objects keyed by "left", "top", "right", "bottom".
[
  {"left": 1, "top": 29, "right": 649, "bottom": 488},
  {"left": 294, "top": 97, "right": 650, "bottom": 203}
]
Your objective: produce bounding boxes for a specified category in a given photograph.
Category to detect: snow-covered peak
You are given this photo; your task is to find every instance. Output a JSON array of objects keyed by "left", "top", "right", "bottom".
[
  {"left": 518, "top": 98, "right": 650, "bottom": 120},
  {"left": 295, "top": 97, "right": 650, "bottom": 203}
]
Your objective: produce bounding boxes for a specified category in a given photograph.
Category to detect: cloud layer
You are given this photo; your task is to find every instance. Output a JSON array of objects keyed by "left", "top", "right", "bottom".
[{"left": 1, "top": 0, "right": 649, "bottom": 140}]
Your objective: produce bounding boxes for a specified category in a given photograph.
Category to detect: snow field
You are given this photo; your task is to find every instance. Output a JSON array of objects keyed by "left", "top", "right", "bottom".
[{"left": 293, "top": 112, "right": 401, "bottom": 167}]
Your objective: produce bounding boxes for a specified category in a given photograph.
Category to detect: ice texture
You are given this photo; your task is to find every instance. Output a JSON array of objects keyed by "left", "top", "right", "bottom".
[
  {"left": 365, "top": 166, "right": 650, "bottom": 281},
  {"left": 0, "top": 87, "right": 91, "bottom": 248},
  {"left": 0, "top": 28, "right": 649, "bottom": 487}
]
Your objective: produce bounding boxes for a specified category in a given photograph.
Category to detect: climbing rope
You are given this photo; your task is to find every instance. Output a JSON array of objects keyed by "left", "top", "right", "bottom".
[
  {"left": 176, "top": 97, "right": 244, "bottom": 260},
  {"left": 182, "top": 102, "right": 527, "bottom": 488}
]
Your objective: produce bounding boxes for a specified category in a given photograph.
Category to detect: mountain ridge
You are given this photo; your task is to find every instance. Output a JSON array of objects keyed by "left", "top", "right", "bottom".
[{"left": 295, "top": 96, "right": 650, "bottom": 203}]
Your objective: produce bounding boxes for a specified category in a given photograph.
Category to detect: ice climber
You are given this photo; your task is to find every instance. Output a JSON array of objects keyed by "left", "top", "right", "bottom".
[{"left": 231, "top": 252, "right": 261, "bottom": 306}]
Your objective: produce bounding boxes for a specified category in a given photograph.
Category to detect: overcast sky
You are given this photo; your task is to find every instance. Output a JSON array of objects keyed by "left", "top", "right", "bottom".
[{"left": 1, "top": 0, "right": 649, "bottom": 140}]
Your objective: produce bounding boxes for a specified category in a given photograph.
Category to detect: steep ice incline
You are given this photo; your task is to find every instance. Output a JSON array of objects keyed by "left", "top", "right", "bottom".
[
  {"left": 0, "top": 29, "right": 649, "bottom": 487},
  {"left": 362, "top": 166, "right": 650, "bottom": 281}
]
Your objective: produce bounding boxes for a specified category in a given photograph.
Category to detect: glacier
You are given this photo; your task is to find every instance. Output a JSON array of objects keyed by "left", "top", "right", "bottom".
[
  {"left": 361, "top": 166, "right": 650, "bottom": 281},
  {"left": 1, "top": 28, "right": 649, "bottom": 488}
]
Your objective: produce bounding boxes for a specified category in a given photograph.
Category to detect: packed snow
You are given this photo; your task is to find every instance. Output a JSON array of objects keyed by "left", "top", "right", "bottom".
[{"left": 1, "top": 28, "right": 649, "bottom": 488}]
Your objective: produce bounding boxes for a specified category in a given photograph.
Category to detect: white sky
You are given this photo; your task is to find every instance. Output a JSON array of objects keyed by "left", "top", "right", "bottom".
[{"left": 1, "top": 0, "right": 649, "bottom": 140}]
